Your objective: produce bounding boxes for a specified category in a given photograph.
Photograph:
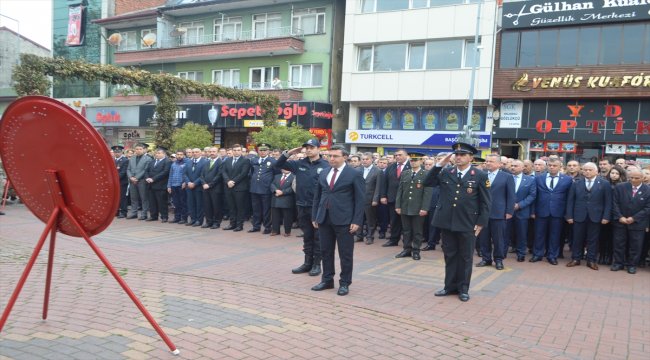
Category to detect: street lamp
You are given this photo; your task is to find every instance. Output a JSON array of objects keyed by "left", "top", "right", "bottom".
[
  {"left": 0, "top": 13, "right": 20, "bottom": 65},
  {"left": 208, "top": 105, "right": 217, "bottom": 126}
]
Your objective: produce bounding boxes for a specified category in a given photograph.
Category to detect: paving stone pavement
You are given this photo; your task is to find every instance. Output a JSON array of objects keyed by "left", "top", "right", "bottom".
[{"left": 1, "top": 205, "right": 649, "bottom": 359}]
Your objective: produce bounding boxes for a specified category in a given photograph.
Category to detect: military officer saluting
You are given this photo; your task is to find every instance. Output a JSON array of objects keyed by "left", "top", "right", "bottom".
[
  {"left": 394, "top": 152, "right": 433, "bottom": 261},
  {"left": 424, "top": 142, "right": 491, "bottom": 302},
  {"left": 112, "top": 145, "right": 129, "bottom": 218}
]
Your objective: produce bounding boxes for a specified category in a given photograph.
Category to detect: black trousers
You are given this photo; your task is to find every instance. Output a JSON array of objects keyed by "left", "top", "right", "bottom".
[
  {"left": 388, "top": 202, "right": 402, "bottom": 243},
  {"left": 376, "top": 203, "right": 389, "bottom": 234},
  {"left": 118, "top": 182, "right": 128, "bottom": 215},
  {"left": 148, "top": 188, "right": 168, "bottom": 220},
  {"left": 613, "top": 224, "right": 645, "bottom": 266},
  {"left": 298, "top": 206, "right": 320, "bottom": 263},
  {"left": 319, "top": 212, "right": 354, "bottom": 286},
  {"left": 441, "top": 229, "right": 475, "bottom": 294},
  {"left": 251, "top": 193, "right": 272, "bottom": 230},
  {"left": 203, "top": 188, "right": 223, "bottom": 226},
  {"left": 272, "top": 207, "right": 293, "bottom": 234},
  {"left": 571, "top": 220, "right": 601, "bottom": 262},
  {"left": 401, "top": 214, "right": 425, "bottom": 251},
  {"left": 226, "top": 189, "right": 247, "bottom": 227}
]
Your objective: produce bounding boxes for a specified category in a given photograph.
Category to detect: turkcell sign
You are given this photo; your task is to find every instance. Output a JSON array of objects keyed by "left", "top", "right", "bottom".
[
  {"left": 502, "top": 0, "right": 650, "bottom": 29},
  {"left": 346, "top": 130, "right": 490, "bottom": 147}
]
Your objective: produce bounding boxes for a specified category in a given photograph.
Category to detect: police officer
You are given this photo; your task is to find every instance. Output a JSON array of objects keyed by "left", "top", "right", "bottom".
[
  {"left": 276, "top": 139, "right": 330, "bottom": 276},
  {"left": 113, "top": 145, "right": 129, "bottom": 218},
  {"left": 424, "top": 142, "right": 491, "bottom": 302},
  {"left": 249, "top": 143, "right": 277, "bottom": 234},
  {"left": 394, "top": 153, "right": 433, "bottom": 261}
]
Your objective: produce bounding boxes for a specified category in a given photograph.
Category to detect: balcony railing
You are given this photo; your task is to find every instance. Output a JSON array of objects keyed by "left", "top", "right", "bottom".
[{"left": 131, "top": 26, "right": 303, "bottom": 51}]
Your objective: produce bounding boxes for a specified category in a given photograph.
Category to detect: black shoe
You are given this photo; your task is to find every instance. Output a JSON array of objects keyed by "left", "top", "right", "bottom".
[
  {"left": 311, "top": 281, "right": 334, "bottom": 291},
  {"left": 548, "top": 258, "right": 558, "bottom": 265},
  {"left": 178, "top": 220, "right": 187, "bottom": 225},
  {"left": 211, "top": 224, "right": 220, "bottom": 229},
  {"left": 627, "top": 266, "right": 637, "bottom": 274},
  {"left": 421, "top": 245, "right": 436, "bottom": 251},
  {"left": 434, "top": 289, "right": 458, "bottom": 297},
  {"left": 509, "top": 248, "right": 517, "bottom": 253},
  {"left": 395, "top": 250, "right": 412, "bottom": 258},
  {"left": 233, "top": 226, "right": 243, "bottom": 232},
  {"left": 458, "top": 293, "right": 470, "bottom": 302},
  {"left": 308, "top": 264, "right": 321, "bottom": 276},
  {"left": 263, "top": 229, "right": 272, "bottom": 235},
  {"left": 161, "top": 219, "right": 168, "bottom": 223},
  {"left": 517, "top": 256, "right": 525, "bottom": 262},
  {"left": 382, "top": 241, "right": 399, "bottom": 247},
  {"left": 610, "top": 264, "right": 624, "bottom": 271},
  {"left": 126, "top": 215, "right": 138, "bottom": 219},
  {"left": 139, "top": 217, "right": 147, "bottom": 221},
  {"left": 117, "top": 214, "right": 126, "bottom": 219},
  {"left": 185, "top": 222, "right": 194, "bottom": 226},
  {"left": 495, "top": 261, "right": 504, "bottom": 270},
  {"left": 378, "top": 233, "right": 386, "bottom": 239},
  {"left": 355, "top": 237, "right": 364, "bottom": 242},
  {"left": 412, "top": 252, "right": 421, "bottom": 261},
  {"left": 223, "top": 225, "right": 236, "bottom": 230},
  {"left": 337, "top": 285, "right": 349, "bottom": 296},
  {"left": 476, "top": 250, "right": 483, "bottom": 258},
  {"left": 192, "top": 222, "right": 201, "bottom": 227},
  {"left": 247, "top": 228, "right": 260, "bottom": 233},
  {"left": 296, "top": 233, "right": 304, "bottom": 237},
  {"left": 292, "top": 263, "right": 312, "bottom": 274},
  {"left": 201, "top": 224, "right": 211, "bottom": 228},
  {"left": 145, "top": 218, "right": 157, "bottom": 222},
  {"left": 476, "top": 260, "right": 492, "bottom": 267},
  {"left": 529, "top": 256, "right": 542, "bottom": 263},
  {"left": 170, "top": 219, "right": 180, "bottom": 224}
]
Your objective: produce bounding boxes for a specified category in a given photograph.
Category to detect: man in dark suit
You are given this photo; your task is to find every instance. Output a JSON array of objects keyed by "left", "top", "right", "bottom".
[
  {"left": 422, "top": 157, "right": 441, "bottom": 251},
  {"left": 477, "top": 154, "right": 515, "bottom": 270},
  {"left": 249, "top": 143, "right": 277, "bottom": 234},
  {"left": 424, "top": 142, "right": 491, "bottom": 302},
  {"left": 375, "top": 157, "right": 390, "bottom": 239},
  {"left": 270, "top": 169, "right": 295, "bottom": 236},
  {"left": 508, "top": 160, "right": 537, "bottom": 262},
  {"left": 222, "top": 143, "right": 251, "bottom": 231},
  {"left": 145, "top": 147, "right": 172, "bottom": 222},
  {"left": 379, "top": 149, "right": 410, "bottom": 247},
  {"left": 531, "top": 157, "right": 572, "bottom": 265},
  {"left": 611, "top": 169, "right": 650, "bottom": 274},
  {"left": 359, "top": 153, "right": 382, "bottom": 244},
  {"left": 112, "top": 145, "right": 129, "bottom": 218},
  {"left": 565, "top": 162, "right": 612, "bottom": 270},
  {"left": 127, "top": 143, "right": 153, "bottom": 220},
  {"left": 311, "top": 145, "right": 365, "bottom": 296},
  {"left": 200, "top": 147, "right": 223, "bottom": 229},
  {"left": 183, "top": 148, "right": 208, "bottom": 227}
]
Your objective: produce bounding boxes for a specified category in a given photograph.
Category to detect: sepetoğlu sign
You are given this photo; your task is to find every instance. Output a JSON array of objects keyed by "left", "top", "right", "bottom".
[{"left": 502, "top": 0, "right": 650, "bottom": 29}]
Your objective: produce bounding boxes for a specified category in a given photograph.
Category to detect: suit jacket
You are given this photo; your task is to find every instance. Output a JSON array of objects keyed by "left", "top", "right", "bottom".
[
  {"left": 534, "top": 173, "right": 572, "bottom": 218},
  {"left": 250, "top": 156, "right": 278, "bottom": 194},
  {"left": 360, "top": 165, "right": 381, "bottom": 206},
  {"left": 395, "top": 168, "right": 433, "bottom": 216},
  {"left": 200, "top": 157, "right": 223, "bottom": 192},
  {"left": 380, "top": 161, "right": 411, "bottom": 202},
  {"left": 270, "top": 173, "right": 295, "bottom": 208},
  {"left": 183, "top": 157, "right": 208, "bottom": 186},
  {"left": 127, "top": 154, "right": 152, "bottom": 180},
  {"left": 612, "top": 182, "right": 650, "bottom": 230},
  {"left": 115, "top": 156, "right": 129, "bottom": 185},
  {"left": 424, "top": 165, "right": 491, "bottom": 232},
  {"left": 222, "top": 156, "right": 252, "bottom": 192},
  {"left": 565, "top": 176, "right": 612, "bottom": 223},
  {"left": 145, "top": 157, "right": 171, "bottom": 191},
  {"left": 513, "top": 174, "right": 537, "bottom": 219},
  {"left": 312, "top": 165, "right": 365, "bottom": 226},
  {"left": 486, "top": 170, "right": 516, "bottom": 219}
]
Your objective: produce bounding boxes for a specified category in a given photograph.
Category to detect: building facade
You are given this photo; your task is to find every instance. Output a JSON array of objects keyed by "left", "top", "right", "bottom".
[
  {"left": 492, "top": 0, "right": 650, "bottom": 164},
  {"left": 341, "top": 0, "right": 498, "bottom": 156},
  {"left": 94, "top": 0, "right": 345, "bottom": 149}
]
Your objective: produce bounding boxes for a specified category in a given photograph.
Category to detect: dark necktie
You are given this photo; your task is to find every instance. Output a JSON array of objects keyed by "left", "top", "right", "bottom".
[
  {"left": 458, "top": 171, "right": 462, "bottom": 181},
  {"left": 192, "top": 159, "right": 197, "bottom": 171},
  {"left": 633, "top": 186, "right": 638, "bottom": 197},
  {"left": 280, "top": 175, "right": 287, "bottom": 186},
  {"left": 549, "top": 176, "right": 556, "bottom": 190},
  {"left": 329, "top": 168, "right": 338, "bottom": 190},
  {"left": 154, "top": 159, "right": 160, "bottom": 167}
]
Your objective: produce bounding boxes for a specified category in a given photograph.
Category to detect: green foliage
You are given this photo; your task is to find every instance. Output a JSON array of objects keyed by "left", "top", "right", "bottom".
[
  {"left": 172, "top": 122, "right": 213, "bottom": 150},
  {"left": 12, "top": 54, "right": 280, "bottom": 148},
  {"left": 251, "top": 124, "right": 314, "bottom": 150}
]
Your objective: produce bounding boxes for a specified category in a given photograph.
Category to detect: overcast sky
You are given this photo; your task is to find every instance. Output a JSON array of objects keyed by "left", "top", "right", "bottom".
[{"left": 0, "top": 0, "right": 52, "bottom": 50}]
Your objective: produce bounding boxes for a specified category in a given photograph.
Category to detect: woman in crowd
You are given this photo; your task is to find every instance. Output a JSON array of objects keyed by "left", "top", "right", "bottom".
[{"left": 599, "top": 165, "right": 627, "bottom": 264}]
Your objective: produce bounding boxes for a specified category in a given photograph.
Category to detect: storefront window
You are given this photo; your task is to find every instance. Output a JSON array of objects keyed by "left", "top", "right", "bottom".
[
  {"left": 538, "top": 29, "right": 557, "bottom": 67},
  {"left": 599, "top": 25, "right": 622, "bottom": 65},
  {"left": 578, "top": 27, "right": 599, "bottom": 65},
  {"left": 622, "top": 24, "right": 644, "bottom": 64}
]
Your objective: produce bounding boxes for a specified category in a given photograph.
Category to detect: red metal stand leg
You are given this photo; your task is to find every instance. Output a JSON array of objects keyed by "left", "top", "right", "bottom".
[
  {"left": 0, "top": 208, "right": 59, "bottom": 332},
  {"left": 59, "top": 206, "right": 179, "bottom": 354},
  {"left": 42, "top": 224, "right": 58, "bottom": 320}
]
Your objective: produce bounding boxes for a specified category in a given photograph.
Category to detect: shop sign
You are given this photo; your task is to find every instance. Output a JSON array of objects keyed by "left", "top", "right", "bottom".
[
  {"left": 512, "top": 73, "right": 650, "bottom": 92},
  {"left": 243, "top": 120, "right": 265, "bottom": 127},
  {"left": 502, "top": 0, "right": 650, "bottom": 29},
  {"left": 346, "top": 130, "right": 491, "bottom": 147},
  {"left": 499, "top": 101, "right": 524, "bottom": 128},
  {"left": 533, "top": 104, "right": 650, "bottom": 136},
  {"left": 119, "top": 128, "right": 145, "bottom": 141},
  {"left": 214, "top": 102, "right": 332, "bottom": 129},
  {"left": 85, "top": 106, "right": 140, "bottom": 127},
  {"left": 359, "top": 107, "right": 487, "bottom": 132}
]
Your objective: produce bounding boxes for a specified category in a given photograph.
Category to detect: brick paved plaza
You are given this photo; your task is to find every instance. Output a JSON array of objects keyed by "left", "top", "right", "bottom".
[{"left": 1, "top": 204, "right": 648, "bottom": 359}]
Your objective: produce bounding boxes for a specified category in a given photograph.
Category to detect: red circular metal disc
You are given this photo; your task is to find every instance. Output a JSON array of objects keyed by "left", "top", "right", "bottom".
[{"left": 0, "top": 96, "right": 119, "bottom": 237}]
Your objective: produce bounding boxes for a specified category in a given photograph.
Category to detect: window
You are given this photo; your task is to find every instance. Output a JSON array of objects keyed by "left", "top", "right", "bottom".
[
  {"left": 377, "top": 0, "right": 409, "bottom": 11},
  {"left": 519, "top": 31, "right": 538, "bottom": 67},
  {"left": 253, "top": 13, "right": 282, "bottom": 39},
  {"left": 407, "top": 43, "right": 425, "bottom": 70},
  {"left": 463, "top": 39, "right": 481, "bottom": 68},
  {"left": 557, "top": 28, "right": 578, "bottom": 66},
  {"left": 374, "top": 43, "right": 407, "bottom": 71},
  {"left": 357, "top": 46, "right": 373, "bottom": 71},
  {"left": 213, "top": 16, "right": 242, "bottom": 42},
  {"left": 177, "top": 71, "right": 203, "bottom": 82},
  {"left": 600, "top": 25, "right": 622, "bottom": 65},
  {"left": 362, "top": 0, "right": 477, "bottom": 12},
  {"left": 290, "top": 64, "right": 323, "bottom": 87},
  {"left": 578, "top": 27, "right": 599, "bottom": 65},
  {"left": 179, "top": 21, "right": 204, "bottom": 45},
  {"left": 499, "top": 32, "right": 518, "bottom": 69},
  {"left": 622, "top": 24, "right": 644, "bottom": 64},
  {"left": 293, "top": 8, "right": 325, "bottom": 35},
  {"left": 212, "top": 69, "right": 240, "bottom": 88},
  {"left": 410, "top": 0, "right": 429, "bottom": 8},
  {"left": 538, "top": 29, "right": 558, "bottom": 67},
  {"left": 141, "top": 28, "right": 157, "bottom": 48},
  {"left": 426, "top": 39, "right": 463, "bottom": 69},
  {"left": 116, "top": 31, "right": 137, "bottom": 51},
  {"left": 249, "top": 66, "right": 280, "bottom": 89}
]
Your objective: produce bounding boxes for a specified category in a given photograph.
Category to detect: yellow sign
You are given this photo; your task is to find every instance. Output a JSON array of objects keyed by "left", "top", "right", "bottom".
[
  {"left": 348, "top": 131, "right": 359, "bottom": 141},
  {"left": 513, "top": 72, "right": 650, "bottom": 92},
  {"left": 243, "top": 120, "right": 264, "bottom": 127}
]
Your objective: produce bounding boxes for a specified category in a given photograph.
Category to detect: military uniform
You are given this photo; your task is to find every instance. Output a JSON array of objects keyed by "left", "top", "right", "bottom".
[
  {"left": 395, "top": 167, "right": 432, "bottom": 259},
  {"left": 249, "top": 148, "right": 277, "bottom": 233}
]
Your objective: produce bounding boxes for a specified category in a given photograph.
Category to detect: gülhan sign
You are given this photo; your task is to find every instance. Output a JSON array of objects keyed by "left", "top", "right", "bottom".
[{"left": 502, "top": 0, "right": 650, "bottom": 29}]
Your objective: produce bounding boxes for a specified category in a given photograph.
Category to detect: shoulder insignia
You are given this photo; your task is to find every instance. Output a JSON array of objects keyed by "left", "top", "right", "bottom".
[
  {"left": 485, "top": 179, "right": 491, "bottom": 188},
  {"left": 470, "top": 169, "right": 475, "bottom": 176}
]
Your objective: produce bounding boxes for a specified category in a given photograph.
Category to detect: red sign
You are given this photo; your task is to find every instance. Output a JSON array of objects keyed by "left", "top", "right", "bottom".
[
  {"left": 95, "top": 110, "right": 121, "bottom": 124},
  {"left": 534, "top": 104, "right": 650, "bottom": 136},
  {"left": 66, "top": 5, "right": 84, "bottom": 46},
  {"left": 220, "top": 103, "right": 309, "bottom": 121}
]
